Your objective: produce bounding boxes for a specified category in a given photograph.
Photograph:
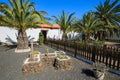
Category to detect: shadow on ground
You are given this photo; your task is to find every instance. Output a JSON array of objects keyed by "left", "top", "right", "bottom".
[
  {"left": 4, "top": 45, "right": 17, "bottom": 51},
  {"left": 81, "top": 68, "right": 95, "bottom": 77}
]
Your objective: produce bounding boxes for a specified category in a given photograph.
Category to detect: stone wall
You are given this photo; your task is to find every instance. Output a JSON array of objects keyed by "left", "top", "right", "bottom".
[
  {"left": 22, "top": 61, "right": 44, "bottom": 75},
  {"left": 22, "top": 52, "right": 72, "bottom": 75},
  {"left": 40, "top": 55, "right": 56, "bottom": 66},
  {"left": 54, "top": 57, "right": 72, "bottom": 71}
]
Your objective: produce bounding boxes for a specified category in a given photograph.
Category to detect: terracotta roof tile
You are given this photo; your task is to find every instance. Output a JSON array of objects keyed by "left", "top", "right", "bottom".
[{"left": 38, "top": 24, "right": 60, "bottom": 29}]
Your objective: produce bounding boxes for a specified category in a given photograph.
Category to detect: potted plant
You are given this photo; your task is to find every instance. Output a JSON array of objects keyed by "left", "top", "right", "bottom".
[
  {"left": 33, "top": 50, "right": 39, "bottom": 58},
  {"left": 57, "top": 53, "right": 68, "bottom": 60},
  {"left": 92, "top": 62, "right": 108, "bottom": 80}
]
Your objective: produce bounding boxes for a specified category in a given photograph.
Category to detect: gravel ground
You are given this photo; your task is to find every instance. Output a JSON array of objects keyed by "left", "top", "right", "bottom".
[{"left": 0, "top": 45, "right": 119, "bottom": 80}]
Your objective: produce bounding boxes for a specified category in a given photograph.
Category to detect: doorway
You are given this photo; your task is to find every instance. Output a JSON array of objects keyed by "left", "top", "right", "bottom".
[{"left": 41, "top": 30, "right": 47, "bottom": 40}]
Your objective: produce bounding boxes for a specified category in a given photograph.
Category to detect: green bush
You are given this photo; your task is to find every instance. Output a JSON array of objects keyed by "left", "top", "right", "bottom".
[
  {"left": 90, "top": 40, "right": 104, "bottom": 45},
  {"left": 38, "top": 32, "right": 44, "bottom": 45},
  {"left": 57, "top": 53, "right": 64, "bottom": 59}
]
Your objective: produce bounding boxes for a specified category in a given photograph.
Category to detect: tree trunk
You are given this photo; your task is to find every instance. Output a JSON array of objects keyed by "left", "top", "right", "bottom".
[
  {"left": 17, "top": 29, "right": 29, "bottom": 49},
  {"left": 82, "top": 34, "right": 85, "bottom": 41},
  {"left": 85, "top": 34, "right": 89, "bottom": 44},
  {"left": 62, "top": 33, "right": 67, "bottom": 40},
  {"left": 97, "top": 31, "right": 102, "bottom": 41},
  {"left": 100, "top": 31, "right": 103, "bottom": 40},
  {"left": 99, "top": 31, "right": 105, "bottom": 41}
]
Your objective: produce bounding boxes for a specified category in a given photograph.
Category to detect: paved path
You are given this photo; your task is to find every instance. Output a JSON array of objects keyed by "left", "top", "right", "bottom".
[{"left": 0, "top": 45, "right": 119, "bottom": 80}]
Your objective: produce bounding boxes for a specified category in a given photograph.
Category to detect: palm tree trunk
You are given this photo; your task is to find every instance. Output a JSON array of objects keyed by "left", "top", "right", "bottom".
[
  {"left": 85, "top": 34, "right": 89, "bottom": 44},
  {"left": 17, "top": 29, "right": 29, "bottom": 49},
  {"left": 97, "top": 31, "right": 102, "bottom": 40},
  {"left": 62, "top": 33, "right": 67, "bottom": 40},
  {"left": 100, "top": 31, "right": 105, "bottom": 41}
]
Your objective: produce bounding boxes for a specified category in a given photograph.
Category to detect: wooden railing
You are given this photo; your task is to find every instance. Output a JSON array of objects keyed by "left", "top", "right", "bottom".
[
  {"left": 45, "top": 39, "right": 120, "bottom": 70},
  {"left": 105, "top": 39, "right": 120, "bottom": 43}
]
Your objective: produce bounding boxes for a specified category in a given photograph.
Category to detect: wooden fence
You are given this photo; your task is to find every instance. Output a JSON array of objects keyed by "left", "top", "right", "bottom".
[
  {"left": 45, "top": 39, "right": 120, "bottom": 70},
  {"left": 105, "top": 39, "right": 120, "bottom": 43}
]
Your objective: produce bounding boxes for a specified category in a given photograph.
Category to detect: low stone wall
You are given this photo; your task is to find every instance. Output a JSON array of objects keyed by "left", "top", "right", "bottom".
[
  {"left": 22, "top": 53, "right": 44, "bottom": 75},
  {"left": 54, "top": 57, "right": 72, "bottom": 71},
  {"left": 22, "top": 51, "right": 72, "bottom": 75},
  {"left": 22, "top": 60, "right": 43, "bottom": 75},
  {"left": 40, "top": 55, "right": 56, "bottom": 66}
]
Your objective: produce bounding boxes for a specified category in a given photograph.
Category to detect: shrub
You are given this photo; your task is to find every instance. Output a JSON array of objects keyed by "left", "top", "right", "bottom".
[
  {"left": 57, "top": 53, "right": 64, "bottom": 59},
  {"left": 90, "top": 40, "right": 104, "bottom": 45},
  {"left": 38, "top": 32, "right": 44, "bottom": 45}
]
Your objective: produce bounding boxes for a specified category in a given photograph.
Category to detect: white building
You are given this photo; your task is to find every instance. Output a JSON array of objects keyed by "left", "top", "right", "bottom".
[{"left": 0, "top": 24, "right": 62, "bottom": 43}]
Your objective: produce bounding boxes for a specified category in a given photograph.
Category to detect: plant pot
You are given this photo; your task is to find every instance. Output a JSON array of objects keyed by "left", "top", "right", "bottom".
[
  {"left": 93, "top": 69, "right": 105, "bottom": 80},
  {"left": 92, "top": 62, "right": 107, "bottom": 80}
]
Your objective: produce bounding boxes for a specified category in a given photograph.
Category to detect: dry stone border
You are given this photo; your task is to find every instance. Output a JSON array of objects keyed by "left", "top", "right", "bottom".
[
  {"left": 22, "top": 53, "right": 44, "bottom": 75},
  {"left": 22, "top": 51, "right": 72, "bottom": 75},
  {"left": 40, "top": 53, "right": 57, "bottom": 66},
  {"left": 54, "top": 57, "right": 72, "bottom": 71}
]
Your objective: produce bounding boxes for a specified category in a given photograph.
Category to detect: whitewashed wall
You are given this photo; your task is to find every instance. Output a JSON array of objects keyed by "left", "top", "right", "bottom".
[
  {"left": 26, "top": 28, "right": 41, "bottom": 41},
  {"left": 47, "top": 29, "right": 62, "bottom": 39},
  {"left": 0, "top": 27, "right": 17, "bottom": 42},
  {"left": 0, "top": 27, "right": 62, "bottom": 42}
]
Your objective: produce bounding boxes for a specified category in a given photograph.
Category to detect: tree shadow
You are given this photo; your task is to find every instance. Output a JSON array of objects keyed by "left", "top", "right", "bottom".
[
  {"left": 5, "top": 35, "right": 16, "bottom": 44},
  {"left": 6, "top": 45, "right": 17, "bottom": 48},
  {"left": 4, "top": 45, "right": 17, "bottom": 51},
  {"left": 81, "top": 68, "right": 95, "bottom": 77}
]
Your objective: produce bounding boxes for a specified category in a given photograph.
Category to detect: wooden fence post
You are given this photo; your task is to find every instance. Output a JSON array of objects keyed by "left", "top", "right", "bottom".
[
  {"left": 51, "top": 39, "right": 52, "bottom": 48},
  {"left": 92, "top": 45, "right": 96, "bottom": 62},
  {"left": 64, "top": 39, "right": 66, "bottom": 52},
  {"left": 57, "top": 40, "right": 59, "bottom": 50},
  {"left": 117, "top": 49, "right": 120, "bottom": 70},
  {"left": 105, "top": 46, "right": 109, "bottom": 66},
  {"left": 74, "top": 41, "right": 77, "bottom": 58},
  {"left": 103, "top": 44, "right": 106, "bottom": 63}
]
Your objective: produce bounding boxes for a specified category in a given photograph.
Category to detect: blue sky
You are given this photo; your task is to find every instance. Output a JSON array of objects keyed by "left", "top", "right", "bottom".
[
  {"left": 31, "top": 0, "right": 100, "bottom": 18},
  {"left": 0, "top": 0, "right": 117, "bottom": 18}
]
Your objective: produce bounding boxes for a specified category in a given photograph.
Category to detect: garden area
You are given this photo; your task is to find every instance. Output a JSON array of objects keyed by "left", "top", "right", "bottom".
[
  {"left": 0, "top": 44, "right": 119, "bottom": 80},
  {"left": 0, "top": 0, "right": 120, "bottom": 80}
]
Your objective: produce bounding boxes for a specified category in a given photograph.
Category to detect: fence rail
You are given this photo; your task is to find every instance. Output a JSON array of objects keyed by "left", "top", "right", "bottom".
[
  {"left": 45, "top": 39, "right": 120, "bottom": 70},
  {"left": 105, "top": 39, "right": 120, "bottom": 43}
]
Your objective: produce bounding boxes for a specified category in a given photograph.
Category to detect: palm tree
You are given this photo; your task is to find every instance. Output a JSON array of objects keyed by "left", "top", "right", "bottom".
[
  {"left": 52, "top": 10, "right": 75, "bottom": 40},
  {"left": 94, "top": 0, "right": 120, "bottom": 40},
  {"left": 75, "top": 11, "right": 101, "bottom": 44},
  {"left": 0, "top": 0, "right": 47, "bottom": 52}
]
